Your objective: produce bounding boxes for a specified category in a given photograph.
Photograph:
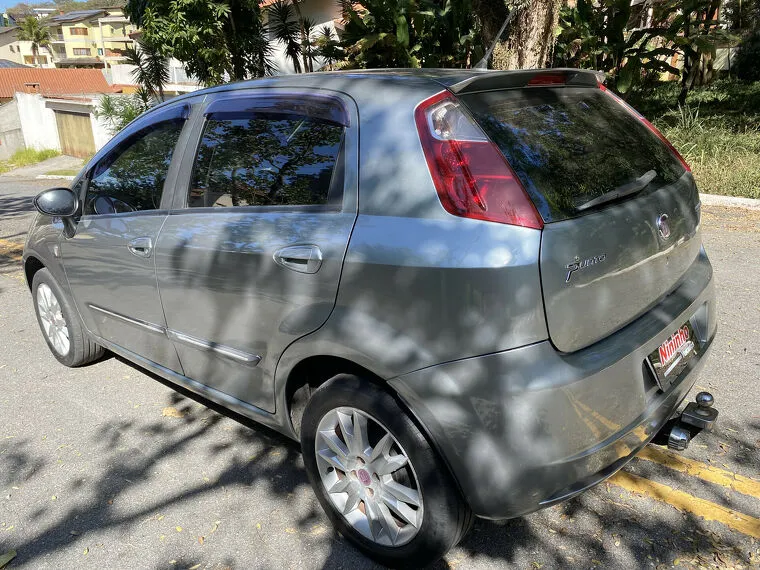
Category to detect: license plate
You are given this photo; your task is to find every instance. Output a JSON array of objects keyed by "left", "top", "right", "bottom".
[{"left": 648, "top": 321, "right": 700, "bottom": 390}]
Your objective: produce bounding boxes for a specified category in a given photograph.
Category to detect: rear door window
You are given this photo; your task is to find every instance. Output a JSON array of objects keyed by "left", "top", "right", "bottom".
[
  {"left": 188, "top": 110, "right": 345, "bottom": 209},
  {"left": 459, "top": 87, "right": 687, "bottom": 222}
]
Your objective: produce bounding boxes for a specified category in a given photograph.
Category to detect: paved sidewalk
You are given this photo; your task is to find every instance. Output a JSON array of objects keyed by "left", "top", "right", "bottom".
[{"left": 0, "top": 156, "right": 82, "bottom": 179}]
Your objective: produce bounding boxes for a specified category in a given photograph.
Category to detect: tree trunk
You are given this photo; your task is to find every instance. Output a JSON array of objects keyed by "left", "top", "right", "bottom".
[{"left": 490, "top": 0, "right": 562, "bottom": 70}]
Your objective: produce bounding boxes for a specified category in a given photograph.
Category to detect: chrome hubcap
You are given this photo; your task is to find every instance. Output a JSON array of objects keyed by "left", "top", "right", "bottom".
[
  {"left": 36, "top": 283, "right": 70, "bottom": 356},
  {"left": 315, "top": 407, "right": 423, "bottom": 547}
]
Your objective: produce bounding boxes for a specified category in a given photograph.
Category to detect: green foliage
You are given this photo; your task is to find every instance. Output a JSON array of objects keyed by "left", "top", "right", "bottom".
[
  {"left": 338, "top": 0, "right": 480, "bottom": 69},
  {"left": 735, "top": 30, "right": 760, "bottom": 81},
  {"left": 124, "top": 39, "right": 170, "bottom": 100},
  {"left": 723, "top": 0, "right": 760, "bottom": 30},
  {"left": 554, "top": 0, "right": 732, "bottom": 96},
  {"left": 633, "top": 80, "right": 760, "bottom": 199},
  {"left": 268, "top": 1, "right": 304, "bottom": 73},
  {"left": 0, "top": 147, "right": 60, "bottom": 172},
  {"left": 125, "top": 0, "right": 273, "bottom": 85},
  {"left": 95, "top": 93, "right": 152, "bottom": 135}
]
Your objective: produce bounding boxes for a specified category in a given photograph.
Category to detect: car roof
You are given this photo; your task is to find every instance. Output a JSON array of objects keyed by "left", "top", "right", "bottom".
[{"left": 150, "top": 68, "right": 603, "bottom": 114}]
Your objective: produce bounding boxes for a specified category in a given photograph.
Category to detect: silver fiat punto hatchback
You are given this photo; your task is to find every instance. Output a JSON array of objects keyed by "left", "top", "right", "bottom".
[{"left": 24, "top": 68, "right": 717, "bottom": 567}]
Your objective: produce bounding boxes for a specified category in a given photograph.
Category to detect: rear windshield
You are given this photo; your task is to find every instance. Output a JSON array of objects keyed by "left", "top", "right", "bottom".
[{"left": 459, "top": 87, "right": 686, "bottom": 222}]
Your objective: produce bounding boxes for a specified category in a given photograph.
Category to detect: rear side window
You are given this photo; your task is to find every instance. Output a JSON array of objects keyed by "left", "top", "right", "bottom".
[
  {"left": 188, "top": 113, "right": 344, "bottom": 208},
  {"left": 460, "top": 87, "right": 686, "bottom": 222},
  {"left": 84, "top": 119, "right": 184, "bottom": 215}
]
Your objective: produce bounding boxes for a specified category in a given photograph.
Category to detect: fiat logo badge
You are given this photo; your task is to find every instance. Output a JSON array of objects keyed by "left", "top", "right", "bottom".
[{"left": 657, "top": 214, "right": 671, "bottom": 239}]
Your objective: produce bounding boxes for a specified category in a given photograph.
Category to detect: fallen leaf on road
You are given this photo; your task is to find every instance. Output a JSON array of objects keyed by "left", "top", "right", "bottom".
[
  {"left": 198, "top": 536, "right": 204, "bottom": 545},
  {"left": 209, "top": 521, "right": 220, "bottom": 534},
  {"left": 162, "top": 407, "right": 185, "bottom": 419},
  {"left": 285, "top": 528, "right": 296, "bottom": 534},
  {"left": 83, "top": 548, "right": 88, "bottom": 555},
  {"left": 175, "top": 526, "right": 182, "bottom": 532},
  {"left": 0, "top": 550, "right": 16, "bottom": 569},
  {"left": 70, "top": 530, "right": 80, "bottom": 536}
]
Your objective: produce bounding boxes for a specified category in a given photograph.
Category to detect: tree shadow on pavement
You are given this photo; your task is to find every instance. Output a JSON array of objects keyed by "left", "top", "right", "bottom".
[{"left": 4, "top": 355, "right": 757, "bottom": 570}]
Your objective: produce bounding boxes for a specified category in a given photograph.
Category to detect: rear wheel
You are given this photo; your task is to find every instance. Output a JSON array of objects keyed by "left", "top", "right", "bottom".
[
  {"left": 300, "top": 374, "right": 473, "bottom": 568},
  {"left": 32, "top": 268, "right": 104, "bottom": 367}
]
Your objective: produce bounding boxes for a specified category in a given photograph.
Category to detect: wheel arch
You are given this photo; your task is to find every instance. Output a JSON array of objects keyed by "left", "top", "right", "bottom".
[{"left": 24, "top": 255, "right": 45, "bottom": 290}]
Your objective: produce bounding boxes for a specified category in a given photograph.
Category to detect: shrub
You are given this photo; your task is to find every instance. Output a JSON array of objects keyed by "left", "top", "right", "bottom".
[
  {"left": 8, "top": 148, "right": 60, "bottom": 167},
  {"left": 735, "top": 31, "right": 760, "bottom": 81}
]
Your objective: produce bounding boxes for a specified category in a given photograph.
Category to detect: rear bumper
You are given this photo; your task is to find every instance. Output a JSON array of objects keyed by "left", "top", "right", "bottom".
[{"left": 390, "top": 248, "right": 716, "bottom": 519}]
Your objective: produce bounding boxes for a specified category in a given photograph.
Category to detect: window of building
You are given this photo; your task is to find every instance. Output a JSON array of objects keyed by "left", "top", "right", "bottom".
[
  {"left": 85, "top": 120, "right": 185, "bottom": 215},
  {"left": 23, "top": 55, "right": 48, "bottom": 64},
  {"left": 97, "top": 48, "right": 103, "bottom": 55},
  {"left": 188, "top": 112, "right": 344, "bottom": 208},
  {"left": 70, "top": 27, "right": 88, "bottom": 36},
  {"left": 73, "top": 48, "right": 90, "bottom": 56}
]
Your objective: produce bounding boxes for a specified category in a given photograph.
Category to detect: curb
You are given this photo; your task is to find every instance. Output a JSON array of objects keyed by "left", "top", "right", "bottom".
[
  {"left": 36, "top": 174, "right": 76, "bottom": 181},
  {"left": 700, "top": 193, "right": 760, "bottom": 210}
]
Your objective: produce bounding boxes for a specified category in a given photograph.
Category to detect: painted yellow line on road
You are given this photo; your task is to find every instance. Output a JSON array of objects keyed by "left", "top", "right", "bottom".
[
  {"left": 0, "top": 238, "right": 23, "bottom": 261},
  {"left": 609, "top": 471, "right": 760, "bottom": 539},
  {"left": 637, "top": 444, "right": 760, "bottom": 499}
]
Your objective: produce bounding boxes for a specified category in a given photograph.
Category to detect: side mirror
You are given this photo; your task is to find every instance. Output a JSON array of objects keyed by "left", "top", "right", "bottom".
[{"left": 33, "top": 187, "right": 78, "bottom": 217}]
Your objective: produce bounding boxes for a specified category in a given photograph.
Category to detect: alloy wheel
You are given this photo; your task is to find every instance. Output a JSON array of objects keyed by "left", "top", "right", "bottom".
[
  {"left": 37, "top": 283, "right": 70, "bottom": 356},
  {"left": 315, "top": 407, "right": 423, "bottom": 547}
]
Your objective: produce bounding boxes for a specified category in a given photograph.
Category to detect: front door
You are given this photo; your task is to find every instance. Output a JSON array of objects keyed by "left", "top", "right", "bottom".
[
  {"left": 155, "top": 92, "right": 358, "bottom": 412},
  {"left": 62, "top": 107, "right": 188, "bottom": 372}
]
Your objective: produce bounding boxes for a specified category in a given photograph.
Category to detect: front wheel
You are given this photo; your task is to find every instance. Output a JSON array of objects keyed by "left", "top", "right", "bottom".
[
  {"left": 32, "top": 268, "right": 104, "bottom": 367},
  {"left": 300, "top": 374, "right": 473, "bottom": 568}
]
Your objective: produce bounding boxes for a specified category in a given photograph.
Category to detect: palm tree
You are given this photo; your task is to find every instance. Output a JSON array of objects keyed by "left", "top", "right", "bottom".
[
  {"left": 268, "top": 1, "right": 303, "bottom": 73},
  {"left": 17, "top": 16, "right": 51, "bottom": 67},
  {"left": 123, "top": 39, "right": 169, "bottom": 101}
]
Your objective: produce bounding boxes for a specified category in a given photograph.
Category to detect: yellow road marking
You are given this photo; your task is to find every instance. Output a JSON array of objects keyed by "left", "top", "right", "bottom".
[
  {"left": 0, "top": 238, "right": 23, "bottom": 261},
  {"left": 637, "top": 445, "right": 760, "bottom": 499},
  {"left": 609, "top": 471, "right": 760, "bottom": 539}
]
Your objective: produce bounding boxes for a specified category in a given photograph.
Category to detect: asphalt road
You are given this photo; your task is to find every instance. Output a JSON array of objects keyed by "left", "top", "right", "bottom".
[{"left": 1, "top": 178, "right": 758, "bottom": 569}]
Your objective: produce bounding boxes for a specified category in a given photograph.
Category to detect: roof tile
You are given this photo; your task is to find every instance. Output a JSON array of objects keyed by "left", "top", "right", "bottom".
[{"left": 0, "top": 68, "right": 113, "bottom": 99}]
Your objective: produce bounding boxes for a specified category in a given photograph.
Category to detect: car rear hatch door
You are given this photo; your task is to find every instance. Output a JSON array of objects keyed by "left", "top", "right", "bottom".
[{"left": 455, "top": 71, "right": 702, "bottom": 352}]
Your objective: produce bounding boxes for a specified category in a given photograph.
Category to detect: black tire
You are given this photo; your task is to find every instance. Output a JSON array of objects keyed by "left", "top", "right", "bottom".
[
  {"left": 31, "top": 268, "right": 104, "bottom": 367},
  {"left": 301, "top": 374, "right": 473, "bottom": 568}
]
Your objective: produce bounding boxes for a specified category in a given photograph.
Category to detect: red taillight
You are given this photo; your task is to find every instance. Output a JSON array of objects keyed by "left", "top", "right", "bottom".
[
  {"left": 527, "top": 73, "right": 567, "bottom": 86},
  {"left": 414, "top": 91, "right": 544, "bottom": 230},
  {"left": 599, "top": 83, "right": 691, "bottom": 172}
]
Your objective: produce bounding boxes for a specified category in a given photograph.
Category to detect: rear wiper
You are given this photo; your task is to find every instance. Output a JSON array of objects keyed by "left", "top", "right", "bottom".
[{"left": 576, "top": 169, "right": 657, "bottom": 212}]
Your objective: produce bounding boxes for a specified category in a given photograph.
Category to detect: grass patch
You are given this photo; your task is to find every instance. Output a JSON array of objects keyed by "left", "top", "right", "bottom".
[
  {"left": 45, "top": 168, "right": 81, "bottom": 177},
  {"left": 7, "top": 148, "right": 60, "bottom": 168},
  {"left": 629, "top": 79, "right": 760, "bottom": 199}
]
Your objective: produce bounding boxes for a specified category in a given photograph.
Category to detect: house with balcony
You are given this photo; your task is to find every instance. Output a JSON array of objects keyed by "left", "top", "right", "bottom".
[{"left": 46, "top": 8, "right": 136, "bottom": 69}]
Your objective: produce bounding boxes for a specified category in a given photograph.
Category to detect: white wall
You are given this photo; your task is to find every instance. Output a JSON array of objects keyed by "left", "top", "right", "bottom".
[
  {"left": 15, "top": 92, "right": 61, "bottom": 151},
  {"left": 106, "top": 62, "right": 201, "bottom": 93},
  {"left": 0, "top": 99, "right": 24, "bottom": 160}
]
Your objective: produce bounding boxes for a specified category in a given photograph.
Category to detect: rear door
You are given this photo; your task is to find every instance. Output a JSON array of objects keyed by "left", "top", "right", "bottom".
[
  {"left": 62, "top": 103, "right": 190, "bottom": 371},
  {"left": 154, "top": 90, "right": 358, "bottom": 412},
  {"left": 459, "top": 81, "right": 702, "bottom": 352}
]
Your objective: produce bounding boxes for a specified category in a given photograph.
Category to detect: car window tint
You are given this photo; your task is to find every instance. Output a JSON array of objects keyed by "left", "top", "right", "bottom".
[
  {"left": 84, "top": 119, "right": 184, "bottom": 216},
  {"left": 188, "top": 112, "right": 344, "bottom": 208}
]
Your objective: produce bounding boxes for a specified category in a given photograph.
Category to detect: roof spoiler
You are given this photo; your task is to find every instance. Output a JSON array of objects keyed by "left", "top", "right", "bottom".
[{"left": 449, "top": 68, "right": 606, "bottom": 95}]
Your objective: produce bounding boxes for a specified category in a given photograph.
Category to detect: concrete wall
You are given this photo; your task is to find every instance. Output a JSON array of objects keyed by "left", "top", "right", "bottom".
[
  {"left": 0, "top": 99, "right": 24, "bottom": 160},
  {"left": 106, "top": 63, "right": 201, "bottom": 93},
  {"left": 15, "top": 92, "right": 61, "bottom": 152}
]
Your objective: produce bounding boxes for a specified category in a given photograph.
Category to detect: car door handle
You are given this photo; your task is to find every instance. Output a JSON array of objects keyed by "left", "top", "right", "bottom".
[
  {"left": 273, "top": 245, "right": 322, "bottom": 274},
  {"left": 127, "top": 237, "right": 153, "bottom": 258}
]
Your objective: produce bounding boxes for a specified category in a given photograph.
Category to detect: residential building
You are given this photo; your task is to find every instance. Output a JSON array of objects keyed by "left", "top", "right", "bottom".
[
  {"left": 0, "top": 26, "right": 55, "bottom": 68},
  {"left": 0, "top": 67, "right": 116, "bottom": 159},
  {"left": 47, "top": 8, "right": 137, "bottom": 69}
]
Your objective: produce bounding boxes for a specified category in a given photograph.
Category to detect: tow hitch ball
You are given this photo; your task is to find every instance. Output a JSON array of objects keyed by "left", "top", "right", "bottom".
[{"left": 655, "top": 392, "right": 718, "bottom": 451}]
